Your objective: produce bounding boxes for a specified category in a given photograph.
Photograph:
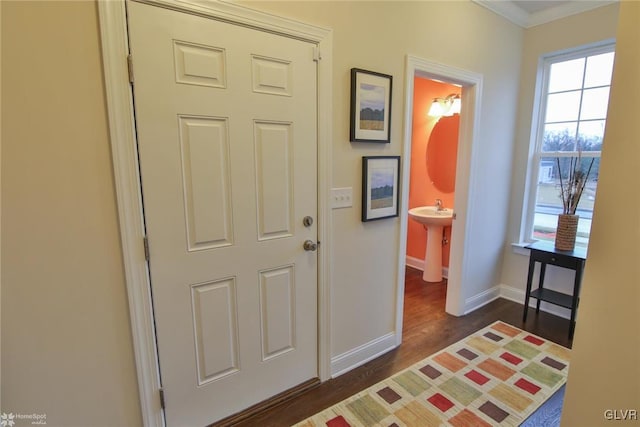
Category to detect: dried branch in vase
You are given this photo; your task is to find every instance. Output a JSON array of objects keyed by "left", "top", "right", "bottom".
[{"left": 556, "top": 155, "right": 595, "bottom": 215}]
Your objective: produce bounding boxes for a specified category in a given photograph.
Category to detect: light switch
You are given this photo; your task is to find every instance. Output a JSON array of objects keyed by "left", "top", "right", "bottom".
[{"left": 331, "top": 187, "right": 353, "bottom": 209}]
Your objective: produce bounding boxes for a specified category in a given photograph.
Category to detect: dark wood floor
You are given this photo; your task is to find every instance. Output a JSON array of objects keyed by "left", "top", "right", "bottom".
[{"left": 231, "top": 267, "right": 573, "bottom": 426}]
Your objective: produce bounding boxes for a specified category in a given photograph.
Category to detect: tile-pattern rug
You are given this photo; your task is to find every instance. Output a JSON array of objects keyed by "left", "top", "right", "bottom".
[{"left": 295, "top": 321, "right": 570, "bottom": 427}]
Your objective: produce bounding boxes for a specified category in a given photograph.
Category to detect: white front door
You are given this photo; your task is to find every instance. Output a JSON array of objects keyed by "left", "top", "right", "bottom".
[{"left": 128, "top": 2, "right": 318, "bottom": 425}]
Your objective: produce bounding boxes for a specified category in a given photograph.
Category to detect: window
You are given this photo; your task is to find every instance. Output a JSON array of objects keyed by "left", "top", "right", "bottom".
[{"left": 526, "top": 43, "right": 615, "bottom": 248}]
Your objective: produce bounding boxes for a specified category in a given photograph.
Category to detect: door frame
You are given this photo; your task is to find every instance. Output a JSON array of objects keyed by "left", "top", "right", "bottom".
[
  {"left": 98, "top": 1, "right": 333, "bottom": 425},
  {"left": 396, "top": 55, "right": 483, "bottom": 341}
]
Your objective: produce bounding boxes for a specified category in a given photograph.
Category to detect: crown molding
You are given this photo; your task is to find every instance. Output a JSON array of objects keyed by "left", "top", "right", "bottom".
[
  {"left": 474, "top": 0, "right": 530, "bottom": 27},
  {"left": 473, "top": 0, "right": 618, "bottom": 28}
]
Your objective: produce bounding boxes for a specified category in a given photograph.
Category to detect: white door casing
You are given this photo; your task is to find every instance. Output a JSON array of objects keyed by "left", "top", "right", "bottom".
[
  {"left": 128, "top": 2, "right": 319, "bottom": 425},
  {"left": 396, "top": 55, "right": 483, "bottom": 340},
  {"left": 98, "top": 1, "right": 333, "bottom": 426}
]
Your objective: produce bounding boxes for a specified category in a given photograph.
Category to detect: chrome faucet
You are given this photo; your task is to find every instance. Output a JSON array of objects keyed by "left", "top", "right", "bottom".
[{"left": 435, "top": 198, "right": 444, "bottom": 211}]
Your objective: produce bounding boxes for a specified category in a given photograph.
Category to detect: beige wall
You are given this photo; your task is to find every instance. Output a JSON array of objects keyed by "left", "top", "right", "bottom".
[
  {"left": 561, "top": 1, "right": 640, "bottom": 424},
  {"left": 501, "top": 4, "right": 620, "bottom": 305},
  {"left": 2, "top": 1, "right": 523, "bottom": 422},
  {"left": 7, "top": 0, "right": 631, "bottom": 425},
  {"left": 243, "top": 0, "right": 523, "bottom": 356},
  {"left": 1, "top": 2, "right": 142, "bottom": 425},
  {"left": 0, "top": 0, "right": 3, "bottom": 409}
]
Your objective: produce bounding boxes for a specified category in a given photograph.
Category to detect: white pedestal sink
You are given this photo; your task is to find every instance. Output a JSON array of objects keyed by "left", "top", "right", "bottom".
[{"left": 408, "top": 206, "right": 454, "bottom": 282}]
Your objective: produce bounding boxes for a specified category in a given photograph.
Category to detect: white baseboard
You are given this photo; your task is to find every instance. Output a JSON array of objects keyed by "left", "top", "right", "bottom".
[
  {"left": 404, "top": 261, "right": 571, "bottom": 320},
  {"left": 500, "top": 284, "right": 571, "bottom": 320},
  {"left": 330, "top": 332, "right": 397, "bottom": 378},
  {"left": 327, "top": 284, "right": 568, "bottom": 383},
  {"left": 405, "top": 256, "right": 448, "bottom": 279},
  {"left": 406, "top": 255, "right": 424, "bottom": 271},
  {"left": 464, "top": 285, "right": 501, "bottom": 314}
]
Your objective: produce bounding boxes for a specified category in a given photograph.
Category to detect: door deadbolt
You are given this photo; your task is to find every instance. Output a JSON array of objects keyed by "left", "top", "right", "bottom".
[
  {"left": 303, "top": 216, "right": 314, "bottom": 227},
  {"left": 303, "top": 240, "right": 317, "bottom": 251}
]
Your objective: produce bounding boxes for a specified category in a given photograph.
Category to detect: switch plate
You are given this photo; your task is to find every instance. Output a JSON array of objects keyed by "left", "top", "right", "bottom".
[{"left": 331, "top": 187, "right": 353, "bottom": 209}]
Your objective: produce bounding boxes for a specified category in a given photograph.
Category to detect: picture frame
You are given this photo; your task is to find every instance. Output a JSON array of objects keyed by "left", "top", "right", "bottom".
[
  {"left": 350, "top": 68, "right": 392, "bottom": 143},
  {"left": 362, "top": 156, "right": 400, "bottom": 222}
]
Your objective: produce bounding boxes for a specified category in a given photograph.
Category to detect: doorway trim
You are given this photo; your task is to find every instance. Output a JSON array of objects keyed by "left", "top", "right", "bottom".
[
  {"left": 396, "top": 55, "right": 483, "bottom": 342},
  {"left": 98, "top": 1, "right": 333, "bottom": 425}
]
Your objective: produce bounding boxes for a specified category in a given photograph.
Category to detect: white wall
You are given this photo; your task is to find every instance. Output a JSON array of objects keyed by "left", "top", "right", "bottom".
[
  {"left": 500, "top": 4, "right": 620, "bottom": 310},
  {"left": 561, "top": 2, "right": 640, "bottom": 423},
  {"left": 242, "top": 1, "right": 523, "bottom": 368}
]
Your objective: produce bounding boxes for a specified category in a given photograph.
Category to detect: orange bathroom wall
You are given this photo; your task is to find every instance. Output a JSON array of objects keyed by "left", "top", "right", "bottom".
[{"left": 407, "top": 77, "right": 460, "bottom": 269}]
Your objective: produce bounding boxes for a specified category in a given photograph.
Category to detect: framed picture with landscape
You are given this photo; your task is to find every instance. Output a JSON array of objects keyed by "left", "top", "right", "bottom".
[
  {"left": 362, "top": 156, "right": 400, "bottom": 222},
  {"left": 350, "top": 68, "right": 392, "bottom": 143}
]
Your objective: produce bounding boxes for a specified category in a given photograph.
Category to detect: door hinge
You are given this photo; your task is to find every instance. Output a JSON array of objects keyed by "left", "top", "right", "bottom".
[
  {"left": 143, "top": 236, "right": 150, "bottom": 262},
  {"left": 313, "top": 46, "right": 321, "bottom": 62},
  {"left": 159, "top": 388, "right": 166, "bottom": 410},
  {"left": 127, "top": 54, "right": 134, "bottom": 84}
]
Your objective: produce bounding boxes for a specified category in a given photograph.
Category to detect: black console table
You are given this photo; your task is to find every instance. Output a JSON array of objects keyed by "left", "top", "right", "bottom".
[{"left": 522, "top": 240, "right": 587, "bottom": 339}]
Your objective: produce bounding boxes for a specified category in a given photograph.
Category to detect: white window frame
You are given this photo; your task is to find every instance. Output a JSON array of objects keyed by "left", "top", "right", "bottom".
[{"left": 522, "top": 40, "right": 615, "bottom": 247}]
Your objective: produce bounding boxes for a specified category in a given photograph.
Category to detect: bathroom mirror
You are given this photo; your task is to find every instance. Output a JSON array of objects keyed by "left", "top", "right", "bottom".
[{"left": 426, "top": 116, "right": 459, "bottom": 193}]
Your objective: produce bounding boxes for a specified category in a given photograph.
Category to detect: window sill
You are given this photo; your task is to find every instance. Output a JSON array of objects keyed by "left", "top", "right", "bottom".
[{"left": 511, "top": 242, "right": 532, "bottom": 256}]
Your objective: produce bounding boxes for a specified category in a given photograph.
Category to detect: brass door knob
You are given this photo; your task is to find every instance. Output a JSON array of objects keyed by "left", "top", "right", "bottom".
[{"left": 303, "top": 240, "right": 317, "bottom": 251}]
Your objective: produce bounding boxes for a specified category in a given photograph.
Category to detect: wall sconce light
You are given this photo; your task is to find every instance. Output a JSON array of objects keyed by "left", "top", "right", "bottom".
[{"left": 428, "top": 94, "right": 461, "bottom": 118}]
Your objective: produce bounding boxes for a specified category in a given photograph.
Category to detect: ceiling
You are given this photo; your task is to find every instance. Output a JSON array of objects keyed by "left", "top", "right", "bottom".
[
  {"left": 472, "top": 0, "right": 617, "bottom": 28},
  {"left": 514, "top": 1, "right": 571, "bottom": 13}
]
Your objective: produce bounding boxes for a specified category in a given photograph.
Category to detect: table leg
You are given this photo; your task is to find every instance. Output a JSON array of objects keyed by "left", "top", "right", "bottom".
[
  {"left": 523, "top": 256, "right": 536, "bottom": 323},
  {"left": 536, "top": 263, "right": 546, "bottom": 314}
]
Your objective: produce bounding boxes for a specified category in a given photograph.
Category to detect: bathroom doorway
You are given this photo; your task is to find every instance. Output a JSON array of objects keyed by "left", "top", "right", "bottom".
[
  {"left": 405, "top": 77, "right": 460, "bottom": 282},
  {"left": 394, "top": 55, "right": 483, "bottom": 343}
]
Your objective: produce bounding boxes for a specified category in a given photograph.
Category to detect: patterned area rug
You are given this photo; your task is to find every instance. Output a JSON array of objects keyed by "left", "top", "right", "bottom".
[{"left": 294, "top": 321, "right": 570, "bottom": 427}]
